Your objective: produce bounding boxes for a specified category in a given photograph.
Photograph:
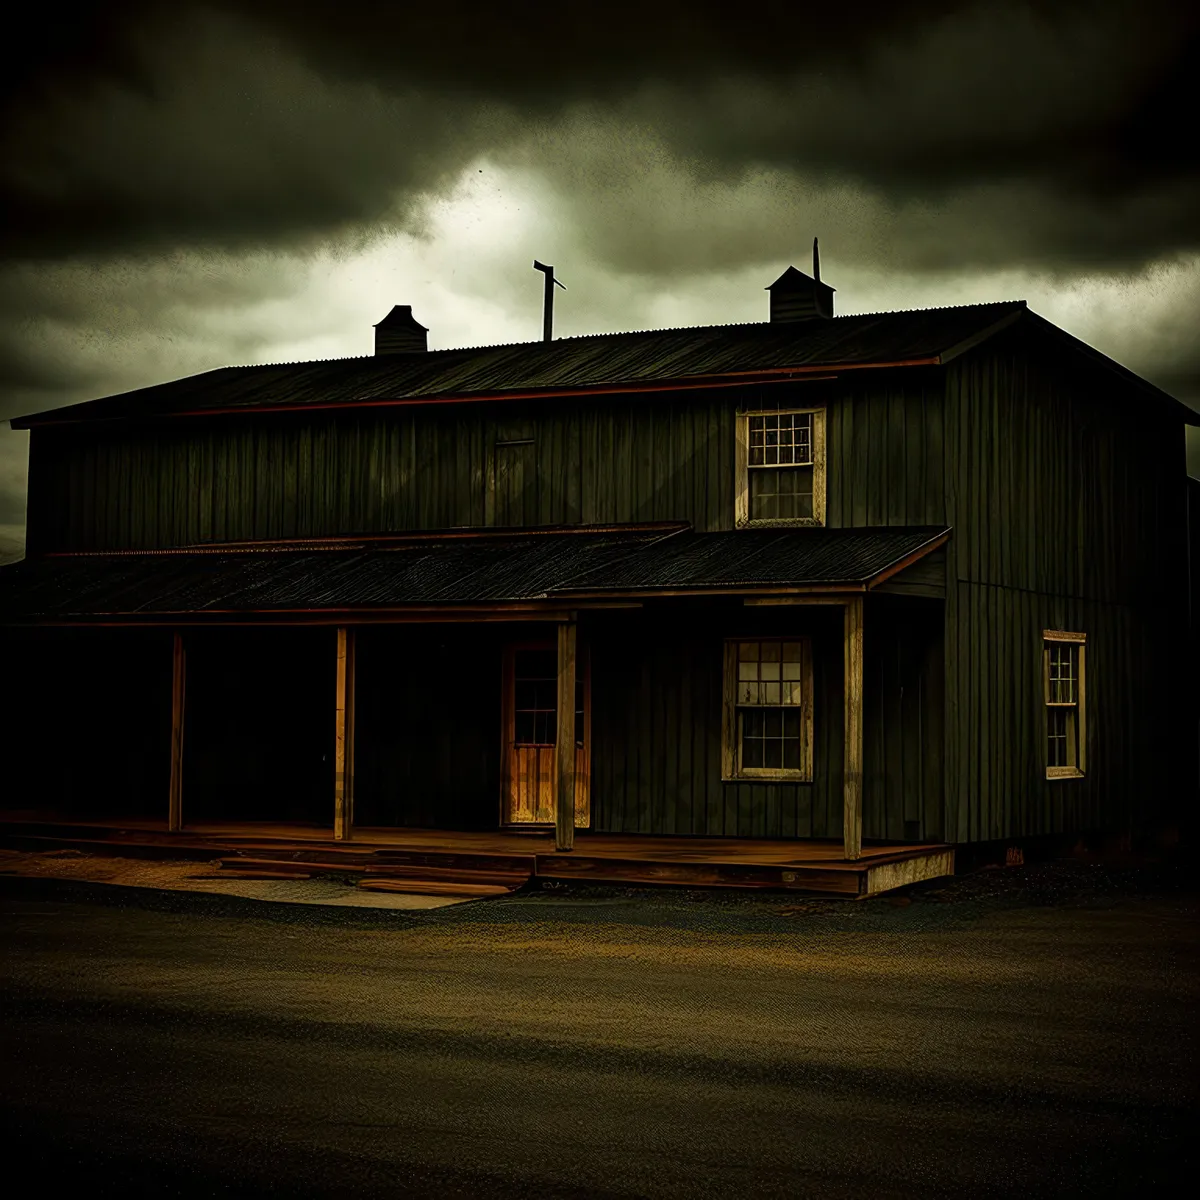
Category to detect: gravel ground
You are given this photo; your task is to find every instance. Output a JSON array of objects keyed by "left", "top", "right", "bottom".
[{"left": 1, "top": 850, "right": 1195, "bottom": 1199}]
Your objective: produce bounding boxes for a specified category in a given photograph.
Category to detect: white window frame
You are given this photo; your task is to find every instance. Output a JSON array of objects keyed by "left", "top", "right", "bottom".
[
  {"left": 735, "top": 406, "right": 826, "bottom": 528},
  {"left": 1044, "top": 630, "right": 1086, "bottom": 780}
]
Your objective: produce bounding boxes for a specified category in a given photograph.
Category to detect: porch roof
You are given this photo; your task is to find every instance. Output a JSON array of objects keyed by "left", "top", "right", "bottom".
[{"left": 0, "top": 524, "right": 949, "bottom": 621}]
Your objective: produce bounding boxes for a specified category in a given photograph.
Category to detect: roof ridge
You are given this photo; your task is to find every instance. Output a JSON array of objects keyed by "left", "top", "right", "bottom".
[
  {"left": 10, "top": 300, "right": 1036, "bottom": 427},
  {"left": 227, "top": 300, "right": 1028, "bottom": 371}
]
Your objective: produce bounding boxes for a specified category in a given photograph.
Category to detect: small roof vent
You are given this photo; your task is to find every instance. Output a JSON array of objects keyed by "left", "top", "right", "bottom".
[
  {"left": 766, "top": 240, "right": 835, "bottom": 322},
  {"left": 374, "top": 305, "right": 428, "bottom": 354}
]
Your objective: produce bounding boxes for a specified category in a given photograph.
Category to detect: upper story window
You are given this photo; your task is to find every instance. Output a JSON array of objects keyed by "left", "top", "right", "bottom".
[
  {"left": 1044, "top": 630, "right": 1086, "bottom": 779},
  {"left": 736, "top": 406, "right": 826, "bottom": 527}
]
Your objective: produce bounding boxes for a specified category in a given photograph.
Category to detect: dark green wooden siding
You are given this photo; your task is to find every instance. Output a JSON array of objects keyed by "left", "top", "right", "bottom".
[
  {"left": 862, "top": 596, "right": 945, "bottom": 842},
  {"left": 943, "top": 326, "right": 1191, "bottom": 841},
  {"left": 587, "top": 603, "right": 843, "bottom": 839},
  {"left": 25, "top": 374, "right": 944, "bottom": 553}
]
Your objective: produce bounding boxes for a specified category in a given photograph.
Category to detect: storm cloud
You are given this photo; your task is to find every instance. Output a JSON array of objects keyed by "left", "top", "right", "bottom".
[{"left": 1, "top": 0, "right": 1198, "bottom": 559}]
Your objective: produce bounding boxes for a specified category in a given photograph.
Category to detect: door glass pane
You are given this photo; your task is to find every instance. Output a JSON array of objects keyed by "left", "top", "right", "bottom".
[{"left": 514, "top": 650, "right": 556, "bottom": 746}]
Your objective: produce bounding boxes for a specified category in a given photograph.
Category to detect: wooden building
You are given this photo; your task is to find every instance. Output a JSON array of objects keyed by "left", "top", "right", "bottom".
[{"left": 1, "top": 263, "right": 1195, "bottom": 892}]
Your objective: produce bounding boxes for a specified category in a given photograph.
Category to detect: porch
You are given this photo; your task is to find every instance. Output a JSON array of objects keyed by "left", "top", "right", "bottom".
[
  {"left": 0, "top": 523, "right": 953, "bottom": 896},
  {"left": 0, "top": 813, "right": 954, "bottom": 898}
]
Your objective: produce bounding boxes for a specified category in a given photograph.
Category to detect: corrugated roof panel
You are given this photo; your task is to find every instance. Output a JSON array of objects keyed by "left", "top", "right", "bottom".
[
  {"left": 0, "top": 526, "right": 950, "bottom": 619},
  {"left": 13, "top": 304, "right": 1026, "bottom": 427},
  {"left": 557, "top": 528, "right": 949, "bottom": 591}
]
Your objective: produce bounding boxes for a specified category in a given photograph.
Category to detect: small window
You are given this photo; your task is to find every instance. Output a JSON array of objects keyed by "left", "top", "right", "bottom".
[
  {"left": 1044, "top": 631, "right": 1086, "bottom": 779},
  {"left": 513, "top": 649, "right": 583, "bottom": 748},
  {"left": 722, "top": 638, "right": 814, "bottom": 780},
  {"left": 736, "top": 407, "right": 826, "bottom": 526}
]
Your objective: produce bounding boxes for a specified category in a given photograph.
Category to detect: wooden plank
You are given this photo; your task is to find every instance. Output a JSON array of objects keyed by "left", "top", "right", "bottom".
[
  {"left": 720, "top": 639, "right": 738, "bottom": 780},
  {"left": 733, "top": 411, "right": 749, "bottom": 526},
  {"left": 843, "top": 596, "right": 864, "bottom": 860},
  {"left": 554, "top": 621, "right": 577, "bottom": 851},
  {"left": 168, "top": 631, "right": 186, "bottom": 832},
  {"left": 864, "top": 849, "right": 955, "bottom": 896},
  {"left": 744, "top": 596, "right": 854, "bottom": 606},
  {"left": 334, "top": 626, "right": 356, "bottom": 841},
  {"left": 811, "top": 406, "right": 827, "bottom": 525},
  {"left": 357, "top": 879, "right": 515, "bottom": 897},
  {"left": 498, "top": 645, "right": 515, "bottom": 825},
  {"left": 1078, "top": 640, "right": 1087, "bottom": 776}
]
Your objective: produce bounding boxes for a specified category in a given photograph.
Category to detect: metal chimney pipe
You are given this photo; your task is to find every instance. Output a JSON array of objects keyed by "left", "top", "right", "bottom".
[{"left": 533, "top": 260, "right": 566, "bottom": 342}]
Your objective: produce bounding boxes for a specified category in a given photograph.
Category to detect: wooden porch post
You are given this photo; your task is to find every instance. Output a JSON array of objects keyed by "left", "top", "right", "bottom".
[
  {"left": 555, "top": 620, "right": 577, "bottom": 851},
  {"left": 334, "top": 626, "right": 356, "bottom": 841},
  {"left": 843, "top": 596, "right": 864, "bottom": 861},
  {"left": 168, "top": 631, "right": 186, "bottom": 832}
]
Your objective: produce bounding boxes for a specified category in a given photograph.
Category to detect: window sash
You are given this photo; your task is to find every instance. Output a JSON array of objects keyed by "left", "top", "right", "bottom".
[
  {"left": 747, "top": 412, "right": 813, "bottom": 468},
  {"left": 723, "top": 638, "right": 813, "bottom": 781},
  {"left": 735, "top": 407, "right": 826, "bottom": 527},
  {"left": 1043, "top": 633, "right": 1086, "bottom": 777},
  {"left": 513, "top": 649, "right": 584, "bottom": 748}
]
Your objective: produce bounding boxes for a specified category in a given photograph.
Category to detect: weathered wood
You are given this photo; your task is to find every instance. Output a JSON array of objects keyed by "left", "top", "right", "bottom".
[
  {"left": 1077, "top": 639, "right": 1087, "bottom": 776},
  {"left": 843, "top": 596, "right": 864, "bottom": 860},
  {"left": 334, "top": 626, "right": 356, "bottom": 841},
  {"left": 575, "top": 641, "right": 592, "bottom": 829},
  {"left": 811, "top": 406, "right": 827, "bottom": 525},
  {"left": 743, "top": 595, "right": 854, "bottom": 606},
  {"left": 168, "top": 631, "right": 186, "bottom": 832},
  {"left": 720, "top": 639, "right": 739, "bottom": 780},
  {"left": 554, "top": 621, "right": 577, "bottom": 850},
  {"left": 863, "top": 849, "right": 955, "bottom": 896}
]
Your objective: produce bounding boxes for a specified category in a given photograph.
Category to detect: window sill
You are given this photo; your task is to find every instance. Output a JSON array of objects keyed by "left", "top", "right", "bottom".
[
  {"left": 724, "top": 769, "right": 812, "bottom": 783},
  {"left": 1046, "top": 767, "right": 1085, "bottom": 780},
  {"left": 736, "top": 518, "right": 824, "bottom": 529}
]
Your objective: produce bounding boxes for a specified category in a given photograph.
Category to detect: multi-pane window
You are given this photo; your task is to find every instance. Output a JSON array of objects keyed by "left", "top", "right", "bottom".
[
  {"left": 722, "top": 639, "right": 813, "bottom": 780},
  {"left": 1044, "top": 632, "right": 1086, "bottom": 777},
  {"left": 513, "top": 649, "right": 584, "bottom": 748},
  {"left": 737, "top": 407, "right": 825, "bottom": 525}
]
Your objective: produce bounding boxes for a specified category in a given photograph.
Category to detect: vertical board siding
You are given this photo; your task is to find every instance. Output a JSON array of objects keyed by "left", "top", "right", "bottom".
[
  {"left": 588, "top": 605, "right": 845, "bottom": 840},
  {"left": 28, "top": 375, "right": 946, "bottom": 552},
  {"left": 944, "top": 326, "right": 1191, "bottom": 842},
  {"left": 861, "top": 596, "right": 945, "bottom": 842}
]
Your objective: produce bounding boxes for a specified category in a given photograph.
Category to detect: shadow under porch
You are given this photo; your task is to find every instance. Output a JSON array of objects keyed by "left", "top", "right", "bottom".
[{"left": 1, "top": 594, "right": 948, "bottom": 855}]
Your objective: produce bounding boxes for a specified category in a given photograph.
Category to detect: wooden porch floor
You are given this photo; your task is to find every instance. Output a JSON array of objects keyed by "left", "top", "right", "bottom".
[{"left": 0, "top": 812, "right": 954, "bottom": 897}]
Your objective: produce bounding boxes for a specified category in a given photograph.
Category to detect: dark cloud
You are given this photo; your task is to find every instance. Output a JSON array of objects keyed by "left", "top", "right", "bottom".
[
  {"left": 1, "top": 0, "right": 1197, "bottom": 551},
  {"left": 3, "top": 1, "right": 1197, "bottom": 270},
  {"left": 1, "top": 5, "right": 525, "bottom": 262}
]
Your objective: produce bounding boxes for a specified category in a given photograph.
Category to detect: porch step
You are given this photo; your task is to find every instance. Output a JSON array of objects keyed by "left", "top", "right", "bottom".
[
  {"left": 215, "top": 856, "right": 366, "bottom": 878},
  {"left": 359, "top": 863, "right": 531, "bottom": 889},
  {"left": 195, "top": 869, "right": 315, "bottom": 881},
  {"left": 371, "top": 849, "right": 537, "bottom": 875},
  {"left": 216, "top": 846, "right": 379, "bottom": 867},
  {"left": 356, "top": 878, "right": 515, "bottom": 898}
]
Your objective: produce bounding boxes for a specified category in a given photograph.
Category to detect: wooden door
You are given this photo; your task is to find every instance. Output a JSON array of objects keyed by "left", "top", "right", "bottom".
[{"left": 501, "top": 643, "right": 590, "bottom": 827}]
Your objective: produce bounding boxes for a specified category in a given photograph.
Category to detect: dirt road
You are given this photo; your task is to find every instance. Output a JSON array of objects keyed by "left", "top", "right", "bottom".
[{"left": 1, "top": 866, "right": 1195, "bottom": 1198}]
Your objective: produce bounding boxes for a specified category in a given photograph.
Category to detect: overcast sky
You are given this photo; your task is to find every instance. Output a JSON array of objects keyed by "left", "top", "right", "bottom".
[{"left": 2, "top": 0, "right": 1198, "bottom": 561}]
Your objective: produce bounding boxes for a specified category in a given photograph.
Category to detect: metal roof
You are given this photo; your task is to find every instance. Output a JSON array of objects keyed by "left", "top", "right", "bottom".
[
  {"left": 11, "top": 303, "right": 1028, "bottom": 428},
  {"left": 0, "top": 525, "right": 949, "bottom": 620},
  {"left": 556, "top": 527, "right": 949, "bottom": 594}
]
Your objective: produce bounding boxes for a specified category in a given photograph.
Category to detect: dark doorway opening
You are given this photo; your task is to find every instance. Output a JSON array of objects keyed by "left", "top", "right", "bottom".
[{"left": 182, "top": 628, "right": 334, "bottom": 825}]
